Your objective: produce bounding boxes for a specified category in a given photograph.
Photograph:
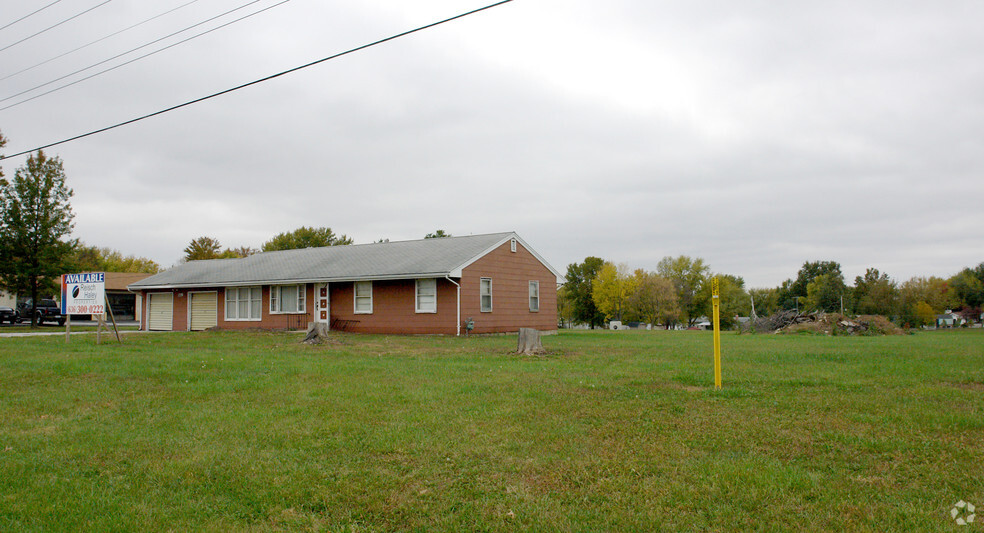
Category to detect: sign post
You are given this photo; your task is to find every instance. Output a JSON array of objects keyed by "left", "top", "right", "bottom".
[{"left": 712, "top": 277, "right": 722, "bottom": 389}]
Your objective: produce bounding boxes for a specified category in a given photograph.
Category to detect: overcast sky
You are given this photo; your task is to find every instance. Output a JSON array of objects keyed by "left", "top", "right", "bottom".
[{"left": 1, "top": 0, "right": 982, "bottom": 287}]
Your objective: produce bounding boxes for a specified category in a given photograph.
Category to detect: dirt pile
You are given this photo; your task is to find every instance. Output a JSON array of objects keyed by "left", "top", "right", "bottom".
[{"left": 744, "top": 311, "right": 905, "bottom": 336}]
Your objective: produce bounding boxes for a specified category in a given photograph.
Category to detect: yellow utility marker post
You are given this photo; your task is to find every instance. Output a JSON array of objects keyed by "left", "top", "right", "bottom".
[{"left": 712, "top": 277, "right": 722, "bottom": 389}]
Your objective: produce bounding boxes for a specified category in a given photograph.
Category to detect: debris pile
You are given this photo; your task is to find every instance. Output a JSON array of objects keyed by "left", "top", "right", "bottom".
[{"left": 743, "top": 311, "right": 904, "bottom": 336}]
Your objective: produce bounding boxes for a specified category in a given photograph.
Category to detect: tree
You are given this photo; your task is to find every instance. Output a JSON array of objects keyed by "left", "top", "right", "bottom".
[
  {"left": 424, "top": 230, "right": 451, "bottom": 239},
  {"left": 592, "top": 262, "right": 635, "bottom": 322},
  {"left": 949, "top": 268, "right": 984, "bottom": 309},
  {"left": 899, "top": 276, "right": 957, "bottom": 315},
  {"left": 262, "top": 226, "right": 352, "bottom": 251},
  {"left": 748, "top": 287, "right": 779, "bottom": 317},
  {"left": 563, "top": 257, "right": 605, "bottom": 328},
  {"left": 913, "top": 301, "right": 936, "bottom": 327},
  {"left": 557, "top": 285, "right": 577, "bottom": 328},
  {"left": 68, "top": 244, "right": 161, "bottom": 273},
  {"left": 225, "top": 246, "right": 258, "bottom": 258},
  {"left": 656, "top": 255, "right": 710, "bottom": 327},
  {"left": 184, "top": 236, "right": 222, "bottom": 261},
  {"left": 789, "top": 260, "right": 843, "bottom": 299},
  {"left": 853, "top": 268, "right": 898, "bottom": 316},
  {"left": 804, "top": 272, "right": 848, "bottom": 313},
  {"left": 699, "top": 274, "right": 750, "bottom": 329},
  {"left": 0, "top": 150, "right": 76, "bottom": 327},
  {"left": 626, "top": 270, "right": 679, "bottom": 327}
]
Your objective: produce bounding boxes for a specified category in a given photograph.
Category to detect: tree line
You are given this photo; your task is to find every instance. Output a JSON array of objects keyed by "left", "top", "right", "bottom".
[{"left": 560, "top": 256, "right": 984, "bottom": 329}]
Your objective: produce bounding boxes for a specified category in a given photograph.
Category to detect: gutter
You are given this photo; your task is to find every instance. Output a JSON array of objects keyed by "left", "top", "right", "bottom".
[
  {"left": 445, "top": 275, "right": 461, "bottom": 336},
  {"left": 128, "top": 271, "right": 454, "bottom": 292}
]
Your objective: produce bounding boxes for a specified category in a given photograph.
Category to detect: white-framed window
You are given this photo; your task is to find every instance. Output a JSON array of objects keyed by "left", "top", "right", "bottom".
[
  {"left": 529, "top": 280, "right": 540, "bottom": 312},
  {"left": 354, "top": 281, "right": 373, "bottom": 314},
  {"left": 510, "top": 238, "right": 517, "bottom": 252},
  {"left": 270, "top": 284, "right": 306, "bottom": 314},
  {"left": 480, "top": 277, "right": 492, "bottom": 312},
  {"left": 416, "top": 278, "right": 437, "bottom": 313},
  {"left": 225, "top": 286, "right": 262, "bottom": 321}
]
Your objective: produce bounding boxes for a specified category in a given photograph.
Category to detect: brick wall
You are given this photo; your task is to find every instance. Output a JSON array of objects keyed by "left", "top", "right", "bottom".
[
  {"left": 137, "top": 240, "right": 558, "bottom": 335},
  {"left": 460, "top": 240, "right": 558, "bottom": 334}
]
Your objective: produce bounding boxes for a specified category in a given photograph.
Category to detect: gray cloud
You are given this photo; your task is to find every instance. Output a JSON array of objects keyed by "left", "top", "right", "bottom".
[{"left": 1, "top": 0, "right": 982, "bottom": 286}]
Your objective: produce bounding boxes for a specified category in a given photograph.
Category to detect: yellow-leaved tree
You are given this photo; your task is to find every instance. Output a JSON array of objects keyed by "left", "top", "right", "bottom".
[{"left": 591, "top": 262, "right": 636, "bottom": 323}]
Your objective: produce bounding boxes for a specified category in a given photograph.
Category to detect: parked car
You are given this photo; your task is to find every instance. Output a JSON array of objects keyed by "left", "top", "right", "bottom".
[
  {"left": 0, "top": 306, "right": 20, "bottom": 324},
  {"left": 17, "top": 299, "right": 65, "bottom": 325}
]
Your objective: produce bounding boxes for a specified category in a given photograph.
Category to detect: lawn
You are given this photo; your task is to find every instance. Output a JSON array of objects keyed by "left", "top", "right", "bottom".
[
  {"left": 1, "top": 329, "right": 982, "bottom": 531},
  {"left": 0, "top": 325, "right": 140, "bottom": 334}
]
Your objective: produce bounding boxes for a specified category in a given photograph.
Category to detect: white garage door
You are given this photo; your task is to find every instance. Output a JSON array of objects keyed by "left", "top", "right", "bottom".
[
  {"left": 190, "top": 292, "right": 217, "bottom": 331},
  {"left": 148, "top": 293, "right": 173, "bottom": 331}
]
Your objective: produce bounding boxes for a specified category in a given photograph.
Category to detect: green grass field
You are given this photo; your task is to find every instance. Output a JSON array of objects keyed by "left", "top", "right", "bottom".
[{"left": 1, "top": 329, "right": 982, "bottom": 531}]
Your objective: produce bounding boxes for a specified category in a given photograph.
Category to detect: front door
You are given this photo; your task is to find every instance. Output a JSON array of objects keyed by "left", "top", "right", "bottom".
[{"left": 315, "top": 283, "right": 330, "bottom": 326}]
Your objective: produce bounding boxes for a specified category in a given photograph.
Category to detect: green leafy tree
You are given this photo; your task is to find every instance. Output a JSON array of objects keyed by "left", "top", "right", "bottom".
[
  {"left": 424, "top": 230, "right": 452, "bottom": 239},
  {"left": 69, "top": 244, "right": 160, "bottom": 273},
  {"left": 790, "top": 261, "right": 843, "bottom": 297},
  {"left": 748, "top": 287, "right": 779, "bottom": 317},
  {"left": 853, "top": 268, "right": 898, "bottom": 316},
  {"left": 949, "top": 268, "right": 984, "bottom": 309},
  {"left": 563, "top": 257, "right": 605, "bottom": 328},
  {"left": 804, "top": 272, "right": 848, "bottom": 313},
  {"left": 557, "top": 285, "right": 577, "bottom": 328},
  {"left": 656, "top": 255, "right": 710, "bottom": 327},
  {"left": 774, "top": 279, "right": 799, "bottom": 311},
  {"left": 0, "top": 150, "right": 76, "bottom": 327},
  {"left": 183, "top": 236, "right": 222, "bottom": 261},
  {"left": 626, "top": 269, "right": 679, "bottom": 327},
  {"left": 262, "top": 226, "right": 352, "bottom": 251},
  {"left": 697, "top": 274, "right": 749, "bottom": 329},
  {"left": 592, "top": 262, "right": 636, "bottom": 322}
]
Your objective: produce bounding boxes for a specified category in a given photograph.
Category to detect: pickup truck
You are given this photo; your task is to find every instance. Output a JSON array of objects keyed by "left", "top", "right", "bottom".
[{"left": 18, "top": 299, "right": 66, "bottom": 326}]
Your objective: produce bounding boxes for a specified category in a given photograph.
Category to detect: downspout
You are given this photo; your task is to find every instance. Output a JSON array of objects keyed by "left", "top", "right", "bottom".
[{"left": 445, "top": 275, "right": 460, "bottom": 336}]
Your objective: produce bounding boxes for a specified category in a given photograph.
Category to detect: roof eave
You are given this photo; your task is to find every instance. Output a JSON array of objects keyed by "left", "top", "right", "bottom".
[{"left": 127, "top": 271, "right": 455, "bottom": 291}]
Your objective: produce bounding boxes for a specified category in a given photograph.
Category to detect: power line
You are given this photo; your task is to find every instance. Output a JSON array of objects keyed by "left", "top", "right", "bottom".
[
  {"left": 0, "top": 0, "right": 65, "bottom": 32},
  {"left": 0, "top": 0, "right": 201, "bottom": 83},
  {"left": 0, "top": 0, "right": 515, "bottom": 162},
  {"left": 0, "top": 0, "right": 111, "bottom": 53},
  {"left": 0, "top": 0, "right": 270, "bottom": 106}
]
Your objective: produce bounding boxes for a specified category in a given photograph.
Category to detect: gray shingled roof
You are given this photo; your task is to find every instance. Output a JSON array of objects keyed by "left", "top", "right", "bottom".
[{"left": 129, "top": 232, "right": 556, "bottom": 290}]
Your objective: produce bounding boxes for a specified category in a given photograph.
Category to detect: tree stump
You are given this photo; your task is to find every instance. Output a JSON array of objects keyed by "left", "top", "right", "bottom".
[
  {"left": 302, "top": 322, "right": 331, "bottom": 344},
  {"left": 516, "top": 327, "right": 545, "bottom": 355}
]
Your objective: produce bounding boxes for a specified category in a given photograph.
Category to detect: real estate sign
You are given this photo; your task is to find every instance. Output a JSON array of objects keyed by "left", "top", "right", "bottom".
[{"left": 61, "top": 272, "right": 106, "bottom": 315}]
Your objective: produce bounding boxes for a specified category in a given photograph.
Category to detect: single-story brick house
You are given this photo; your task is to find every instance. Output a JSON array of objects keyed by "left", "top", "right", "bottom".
[{"left": 128, "top": 232, "right": 561, "bottom": 335}]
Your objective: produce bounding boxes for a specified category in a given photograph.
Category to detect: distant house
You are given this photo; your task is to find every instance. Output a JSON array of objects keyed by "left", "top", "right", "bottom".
[
  {"left": 936, "top": 310, "right": 965, "bottom": 328},
  {"left": 128, "top": 232, "right": 561, "bottom": 335}
]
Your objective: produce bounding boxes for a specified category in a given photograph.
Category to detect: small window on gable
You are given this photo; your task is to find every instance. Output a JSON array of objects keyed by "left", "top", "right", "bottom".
[
  {"left": 529, "top": 280, "right": 540, "bottom": 312},
  {"left": 416, "top": 278, "right": 437, "bottom": 313},
  {"left": 354, "top": 281, "right": 373, "bottom": 314},
  {"left": 510, "top": 238, "right": 517, "bottom": 253},
  {"left": 480, "top": 278, "right": 492, "bottom": 312}
]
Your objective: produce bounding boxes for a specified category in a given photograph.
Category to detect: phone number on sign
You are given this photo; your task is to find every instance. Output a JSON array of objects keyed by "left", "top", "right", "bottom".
[{"left": 66, "top": 305, "right": 105, "bottom": 314}]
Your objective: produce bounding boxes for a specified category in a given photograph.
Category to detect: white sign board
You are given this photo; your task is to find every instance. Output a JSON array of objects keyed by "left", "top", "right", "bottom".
[{"left": 61, "top": 272, "right": 106, "bottom": 315}]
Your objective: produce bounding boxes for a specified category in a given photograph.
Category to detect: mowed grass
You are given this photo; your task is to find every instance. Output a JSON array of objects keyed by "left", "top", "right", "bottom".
[{"left": 1, "top": 329, "right": 983, "bottom": 532}]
